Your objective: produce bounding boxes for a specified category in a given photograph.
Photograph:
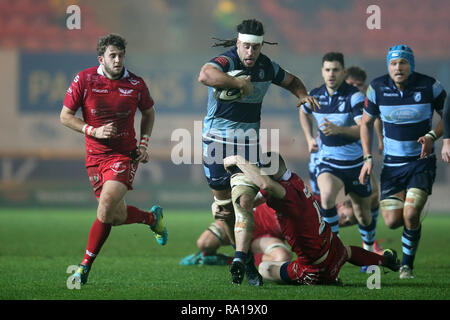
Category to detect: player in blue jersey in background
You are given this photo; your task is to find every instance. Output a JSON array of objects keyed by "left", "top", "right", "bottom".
[
  {"left": 198, "top": 19, "right": 319, "bottom": 286},
  {"left": 300, "top": 52, "right": 379, "bottom": 257},
  {"left": 359, "top": 45, "right": 447, "bottom": 279}
]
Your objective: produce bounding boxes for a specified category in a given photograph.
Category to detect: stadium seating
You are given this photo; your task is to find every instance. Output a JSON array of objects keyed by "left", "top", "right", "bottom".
[
  {"left": 0, "top": 0, "right": 106, "bottom": 52},
  {"left": 259, "top": 0, "right": 449, "bottom": 59}
]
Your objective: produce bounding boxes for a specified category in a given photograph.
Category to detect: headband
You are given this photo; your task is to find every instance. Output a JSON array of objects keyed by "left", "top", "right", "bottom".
[{"left": 238, "top": 33, "right": 264, "bottom": 44}]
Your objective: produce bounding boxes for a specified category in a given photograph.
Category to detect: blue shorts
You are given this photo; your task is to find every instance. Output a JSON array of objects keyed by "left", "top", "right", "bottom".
[
  {"left": 316, "top": 162, "right": 372, "bottom": 198},
  {"left": 202, "top": 138, "right": 260, "bottom": 190},
  {"left": 380, "top": 156, "right": 436, "bottom": 200},
  {"left": 309, "top": 168, "right": 320, "bottom": 195}
]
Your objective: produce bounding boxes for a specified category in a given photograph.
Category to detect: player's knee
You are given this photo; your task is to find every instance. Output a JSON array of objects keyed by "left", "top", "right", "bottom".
[
  {"left": 380, "top": 196, "right": 404, "bottom": 229},
  {"left": 196, "top": 235, "right": 218, "bottom": 254},
  {"left": 263, "top": 243, "right": 291, "bottom": 262},
  {"left": 238, "top": 193, "right": 254, "bottom": 212},
  {"left": 270, "top": 248, "right": 291, "bottom": 262},
  {"left": 404, "top": 188, "right": 428, "bottom": 212},
  {"left": 381, "top": 210, "right": 403, "bottom": 229}
]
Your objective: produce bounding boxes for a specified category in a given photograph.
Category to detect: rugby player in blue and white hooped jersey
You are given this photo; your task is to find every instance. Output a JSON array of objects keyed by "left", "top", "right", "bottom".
[
  {"left": 359, "top": 45, "right": 447, "bottom": 279},
  {"left": 198, "top": 19, "right": 319, "bottom": 286},
  {"left": 300, "top": 52, "right": 378, "bottom": 255}
]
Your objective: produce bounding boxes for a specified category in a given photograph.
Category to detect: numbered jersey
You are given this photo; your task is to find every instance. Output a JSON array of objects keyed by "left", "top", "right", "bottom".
[
  {"left": 260, "top": 173, "right": 331, "bottom": 265},
  {"left": 63, "top": 66, "right": 154, "bottom": 156}
]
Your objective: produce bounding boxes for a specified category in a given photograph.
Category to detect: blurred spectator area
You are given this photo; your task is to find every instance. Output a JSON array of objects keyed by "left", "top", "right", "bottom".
[
  {"left": 0, "top": 0, "right": 448, "bottom": 58},
  {"left": 0, "top": 0, "right": 106, "bottom": 52},
  {"left": 259, "top": 0, "right": 450, "bottom": 59}
]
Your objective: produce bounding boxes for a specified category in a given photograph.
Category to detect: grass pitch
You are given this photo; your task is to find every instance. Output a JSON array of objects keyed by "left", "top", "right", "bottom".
[{"left": 0, "top": 208, "right": 449, "bottom": 301}]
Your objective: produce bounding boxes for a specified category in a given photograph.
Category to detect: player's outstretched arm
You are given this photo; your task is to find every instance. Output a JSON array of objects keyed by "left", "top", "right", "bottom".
[{"left": 280, "top": 72, "right": 320, "bottom": 110}]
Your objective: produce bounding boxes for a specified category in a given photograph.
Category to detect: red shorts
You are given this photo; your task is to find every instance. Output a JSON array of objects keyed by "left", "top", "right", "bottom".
[
  {"left": 285, "top": 234, "right": 348, "bottom": 285},
  {"left": 86, "top": 154, "right": 138, "bottom": 198}
]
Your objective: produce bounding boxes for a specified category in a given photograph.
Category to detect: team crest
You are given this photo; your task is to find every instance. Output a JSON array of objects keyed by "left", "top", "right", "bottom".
[
  {"left": 128, "top": 78, "right": 140, "bottom": 86},
  {"left": 414, "top": 92, "right": 421, "bottom": 102},
  {"left": 259, "top": 69, "right": 265, "bottom": 79},
  {"left": 111, "top": 162, "right": 127, "bottom": 174},
  {"left": 338, "top": 101, "right": 346, "bottom": 112}
]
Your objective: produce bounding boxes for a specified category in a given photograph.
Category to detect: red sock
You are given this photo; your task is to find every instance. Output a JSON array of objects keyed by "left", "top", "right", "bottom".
[
  {"left": 81, "top": 219, "right": 112, "bottom": 266},
  {"left": 123, "top": 205, "right": 155, "bottom": 225},
  {"left": 348, "top": 246, "right": 385, "bottom": 266}
]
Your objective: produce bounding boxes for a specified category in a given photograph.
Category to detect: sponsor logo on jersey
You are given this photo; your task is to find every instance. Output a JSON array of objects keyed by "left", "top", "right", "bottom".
[
  {"left": 119, "top": 88, "right": 134, "bottom": 96},
  {"left": 388, "top": 107, "right": 419, "bottom": 121},
  {"left": 383, "top": 92, "right": 399, "bottom": 97},
  {"left": 92, "top": 88, "right": 109, "bottom": 94},
  {"left": 214, "top": 56, "right": 229, "bottom": 68}
]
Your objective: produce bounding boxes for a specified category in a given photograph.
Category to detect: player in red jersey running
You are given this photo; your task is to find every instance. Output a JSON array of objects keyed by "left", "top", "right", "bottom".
[
  {"left": 60, "top": 34, "right": 168, "bottom": 285},
  {"left": 223, "top": 152, "right": 400, "bottom": 285}
]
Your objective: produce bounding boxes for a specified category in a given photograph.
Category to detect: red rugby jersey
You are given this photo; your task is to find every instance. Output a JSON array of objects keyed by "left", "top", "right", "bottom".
[
  {"left": 63, "top": 66, "right": 154, "bottom": 156},
  {"left": 260, "top": 173, "right": 332, "bottom": 264},
  {"left": 253, "top": 203, "right": 283, "bottom": 240}
]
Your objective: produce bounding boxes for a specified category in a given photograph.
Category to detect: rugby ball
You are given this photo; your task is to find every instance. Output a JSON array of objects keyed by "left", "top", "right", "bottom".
[{"left": 213, "top": 70, "right": 249, "bottom": 102}]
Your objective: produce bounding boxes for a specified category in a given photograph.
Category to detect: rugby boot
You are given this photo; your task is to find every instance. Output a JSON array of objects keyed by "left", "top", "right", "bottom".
[
  {"left": 149, "top": 205, "right": 168, "bottom": 245},
  {"left": 230, "top": 258, "right": 245, "bottom": 285},
  {"left": 72, "top": 264, "right": 90, "bottom": 285},
  {"left": 244, "top": 254, "right": 263, "bottom": 286},
  {"left": 179, "top": 252, "right": 203, "bottom": 265},
  {"left": 399, "top": 265, "right": 414, "bottom": 279},
  {"left": 200, "top": 253, "right": 233, "bottom": 266},
  {"left": 383, "top": 249, "right": 401, "bottom": 272}
]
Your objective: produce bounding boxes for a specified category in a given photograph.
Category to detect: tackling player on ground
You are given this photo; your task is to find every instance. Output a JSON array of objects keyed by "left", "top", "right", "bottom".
[
  {"left": 179, "top": 202, "right": 291, "bottom": 267},
  {"left": 223, "top": 152, "right": 400, "bottom": 285},
  {"left": 60, "top": 34, "right": 168, "bottom": 285}
]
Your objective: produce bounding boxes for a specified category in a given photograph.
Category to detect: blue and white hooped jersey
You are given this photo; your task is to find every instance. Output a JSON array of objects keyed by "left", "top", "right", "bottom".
[
  {"left": 365, "top": 72, "right": 447, "bottom": 166},
  {"left": 202, "top": 47, "right": 286, "bottom": 146},
  {"left": 302, "top": 81, "right": 365, "bottom": 168}
]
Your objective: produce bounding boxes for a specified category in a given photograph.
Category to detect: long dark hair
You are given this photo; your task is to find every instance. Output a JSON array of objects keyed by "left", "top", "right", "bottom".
[{"left": 212, "top": 19, "right": 277, "bottom": 47}]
